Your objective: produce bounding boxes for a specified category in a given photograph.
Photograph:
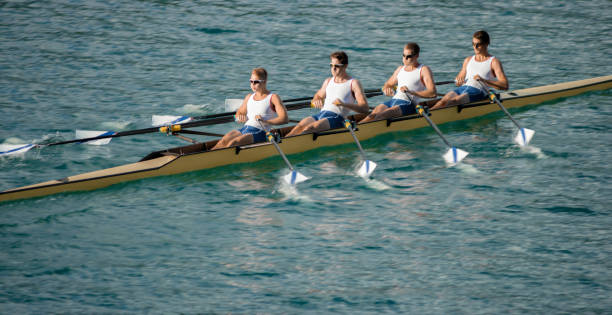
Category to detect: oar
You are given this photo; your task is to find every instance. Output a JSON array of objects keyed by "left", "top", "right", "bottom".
[
  {"left": 343, "top": 119, "right": 377, "bottom": 178},
  {"left": 153, "top": 91, "right": 390, "bottom": 126},
  {"left": 4, "top": 82, "right": 457, "bottom": 156},
  {"left": 1, "top": 99, "right": 325, "bottom": 155},
  {"left": 8, "top": 115, "right": 237, "bottom": 150},
  {"left": 257, "top": 119, "right": 309, "bottom": 185},
  {"left": 0, "top": 143, "right": 35, "bottom": 155},
  {"left": 477, "top": 79, "right": 534, "bottom": 146},
  {"left": 415, "top": 104, "right": 469, "bottom": 165},
  {"left": 0, "top": 129, "right": 117, "bottom": 156}
]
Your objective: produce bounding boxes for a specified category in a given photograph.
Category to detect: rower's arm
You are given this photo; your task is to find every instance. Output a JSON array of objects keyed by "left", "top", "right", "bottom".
[
  {"left": 337, "top": 79, "right": 369, "bottom": 114},
  {"left": 455, "top": 57, "right": 470, "bottom": 86},
  {"left": 264, "top": 94, "right": 289, "bottom": 125},
  {"left": 311, "top": 78, "right": 329, "bottom": 108},
  {"left": 409, "top": 65, "right": 437, "bottom": 99},
  {"left": 382, "top": 66, "right": 401, "bottom": 96},
  {"left": 235, "top": 94, "right": 250, "bottom": 122},
  {"left": 485, "top": 58, "right": 509, "bottom": 90}
]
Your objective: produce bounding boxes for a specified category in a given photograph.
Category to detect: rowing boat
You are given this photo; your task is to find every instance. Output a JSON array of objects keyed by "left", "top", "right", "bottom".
[{"left": 1, "top": 75, "right": 611, "bottom": 202}]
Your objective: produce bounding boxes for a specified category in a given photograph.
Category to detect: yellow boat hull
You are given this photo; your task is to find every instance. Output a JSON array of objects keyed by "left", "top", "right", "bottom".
[{"left": 2, "top": 75, "right": 611, "bottom": 202}]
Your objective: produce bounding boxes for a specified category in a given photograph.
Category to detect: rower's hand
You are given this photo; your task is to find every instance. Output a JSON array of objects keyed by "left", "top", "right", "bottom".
[
  {"left": 383, "top": 86, "right": 395, "bottom": 97},
  {"left": 235, "top": 114, "right": 247, "bottom": 123},
  {"left": 333, "top": 98, "right": 344, "bottom": 107},
  {"left": 455, "top": 76, "right": 465, "bottom": 86},
  {"left": 311, "top": 98, "right": 323, "bottom": 109},
  {"left": 474, "top": 74, "right": 483, "bottom": 83},
  {"left": 400, "top": 86, "right": 411, "bottom": 94},
  {"left": 254, "top": 115, "right": 263, "bottom": 123}
]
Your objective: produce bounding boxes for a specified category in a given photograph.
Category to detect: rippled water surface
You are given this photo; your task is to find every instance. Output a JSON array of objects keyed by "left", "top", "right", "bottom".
[{"left": 1, "top": 1, "right": 611, "bottom": 313}]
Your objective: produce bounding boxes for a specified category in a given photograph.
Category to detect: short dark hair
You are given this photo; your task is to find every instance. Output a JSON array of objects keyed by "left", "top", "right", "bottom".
[
  {"left": 252, "top": 67, "right": 267, "bottom": 80},
  {"left": 330, "top": 51, "right": 348, "bottom": 65},
  {"left": 404, "top": 42, "right": 420, "bottom": 55},
  {"left": 473, "top": 30, "right": 490, "bottom": 45}
]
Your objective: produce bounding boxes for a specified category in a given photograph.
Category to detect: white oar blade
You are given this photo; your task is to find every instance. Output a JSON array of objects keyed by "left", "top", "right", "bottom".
[
  {"left": 357, "top": 160, "right": 377, "bottom": 178},
  {"left": 151, "top": 115, "right": 193, "bottom": 127},
  {"left": 75, "top": 130, "right": 115, "bottom": 145},
  {"left": 514, "top": 128, "right": 535, "bottom": 146},
  {"left": 0, "top": 143, "right": 35, "bottom": 156},
  {"left": 443, "top": 147, "right": 469, "bottom": 165},
  {"left": 283, "top": 170, "right": 309, "bottom": 185},
  {"left": 225, "top": 99, "right": 243, "bottom": 112}
]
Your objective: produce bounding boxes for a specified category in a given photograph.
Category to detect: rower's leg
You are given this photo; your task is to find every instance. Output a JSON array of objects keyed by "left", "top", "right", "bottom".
[
  {"left": 286, "top": 117, "right": 316, "bottom": 136},
  {"left": 227, "top": 134, "right": 255, "bottom": 147},
  {"left": 300, "top": 118, "right": 331, "bottom": 134},
  {"left": 359, "top": 104, "right": 387, "bottom": 123},
  {"left": 365, "top": 106, "right": 402, "bottom": 121},
  {"left": 431, "top": 91, "right": 457, "bottom": 109},
  {"left": 211, "top": 130, "right": 242, "bottom": 150},
  {"left": 445, "top": 93, "right": 470, "bottom": 107}
]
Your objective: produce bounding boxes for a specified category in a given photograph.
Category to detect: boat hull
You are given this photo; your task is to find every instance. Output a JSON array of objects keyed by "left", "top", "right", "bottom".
[{"left": 2, "top": 75, "right": 611, "bottom": 202}]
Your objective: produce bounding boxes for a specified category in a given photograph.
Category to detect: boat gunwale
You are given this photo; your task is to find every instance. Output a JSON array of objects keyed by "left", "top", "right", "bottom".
[{"left": 146, "top": 75, "right": 612, "bottom": 161}]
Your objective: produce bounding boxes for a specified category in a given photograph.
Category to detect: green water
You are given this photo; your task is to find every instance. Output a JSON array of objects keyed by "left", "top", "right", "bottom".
[{"left": 1, "top": 1, "right": 611, "bottom": 313}]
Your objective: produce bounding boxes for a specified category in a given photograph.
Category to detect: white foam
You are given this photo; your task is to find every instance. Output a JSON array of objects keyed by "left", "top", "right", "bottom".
[
  {"left": 179, "top": 103, "right": 211, "bottom": 114},
  {"left": 277, "top": 178, "right": 313, "bottom": 202},
  {"left": 318, "top": 161, "right": 340, "bottom": 175},
  {"left": 455, "top": 162, "right": 481, "bottom": 174},
  {"left": 521, "top": 145, "right": 547, "bottom": 159},
  {"left": 2, "top": 137, "right": 28, "bottom": 145},
  {"left": 384, "top": 151, "right": 414, "bottom": 161},
  {"left": 100, "top": 121, "right": 131, "bottom": 131},
  {"left": 365, "top": 178, "right": 392, "bottom": 191}
]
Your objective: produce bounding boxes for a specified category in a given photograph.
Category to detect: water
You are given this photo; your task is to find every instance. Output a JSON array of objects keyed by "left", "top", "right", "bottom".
[{"left": 1, "top": 0, "right": 611, "bottom": 313}]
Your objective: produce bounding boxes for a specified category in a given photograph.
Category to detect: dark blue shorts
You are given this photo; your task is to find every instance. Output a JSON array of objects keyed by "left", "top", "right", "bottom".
[
  {"left": 383, "top": 98, "right": 416, "bottom": 116},
  {"left": 238, "top": 125, "right": 266, "bottom": 143},
  {"left": 453, "top": 85, "right": 487, "bottom": 103},
  {"left": 311, "top": 110, "right": 345, "bottom": 129}
]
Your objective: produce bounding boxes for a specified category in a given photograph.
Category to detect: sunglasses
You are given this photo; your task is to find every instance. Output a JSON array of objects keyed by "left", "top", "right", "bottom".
[
  {"left": 329, "top": 63, "right": 344, "bottom": 69},
  {"left": 472, "top": 42, "right": 483, "bottom": 49},
  {"left": 250, "top": 79, "right": 265, "bottom": 84},
  {"left": 403, "top": 53, "right": 415, "bottom": 59}
]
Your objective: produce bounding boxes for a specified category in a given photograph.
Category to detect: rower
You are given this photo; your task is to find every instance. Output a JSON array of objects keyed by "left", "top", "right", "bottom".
[
  {"left": 359, "top": 42, "right": 436, "bottom": 123},
  {"left": 211, "top": 68, "right": 288, "bottom": 150},
  {"left": 285, "top": 51, "right": 369, "bottom": 137},
  {"left": 431, "top": 30, "right": 509, "bottom": 109}
]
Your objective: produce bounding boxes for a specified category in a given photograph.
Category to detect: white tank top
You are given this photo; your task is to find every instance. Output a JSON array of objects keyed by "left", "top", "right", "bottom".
[
  {"left": 322, "top": 78, "right": 355, "bottom": 117},
  {"left": 393, "top": 64, "right": 426, "bottom": 104},
  {"left": 244, "top": 93, "right": 277, "bottom": 129},
  {"left": 465, "top": 55, "right": 496, "bottom": 89}
]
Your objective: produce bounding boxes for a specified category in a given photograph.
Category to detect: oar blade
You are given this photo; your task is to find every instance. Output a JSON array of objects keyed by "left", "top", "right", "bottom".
[
  {"left": 75, "top": 130, "right": 115, "bottom": 145},
  {"left": 225, "top": 99, "right": 243, "bottom": 112},
  {"left": 283, "top": 170, "right": 309, "bottom": 185},
  {"left": 151, "top": 115, "right": 193, "bottom": 127},
  {"left": 514, "top": 128, "right": 535, "bottom": 146},
  {"left": 443, "top": 147, "right": 469, "bottom": 165},
  {"left": 357, "top": 160, "right": 377, "bottom": 178},
  {"left": 0, "top": 143, "right": 35, "bottom": 156}
]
